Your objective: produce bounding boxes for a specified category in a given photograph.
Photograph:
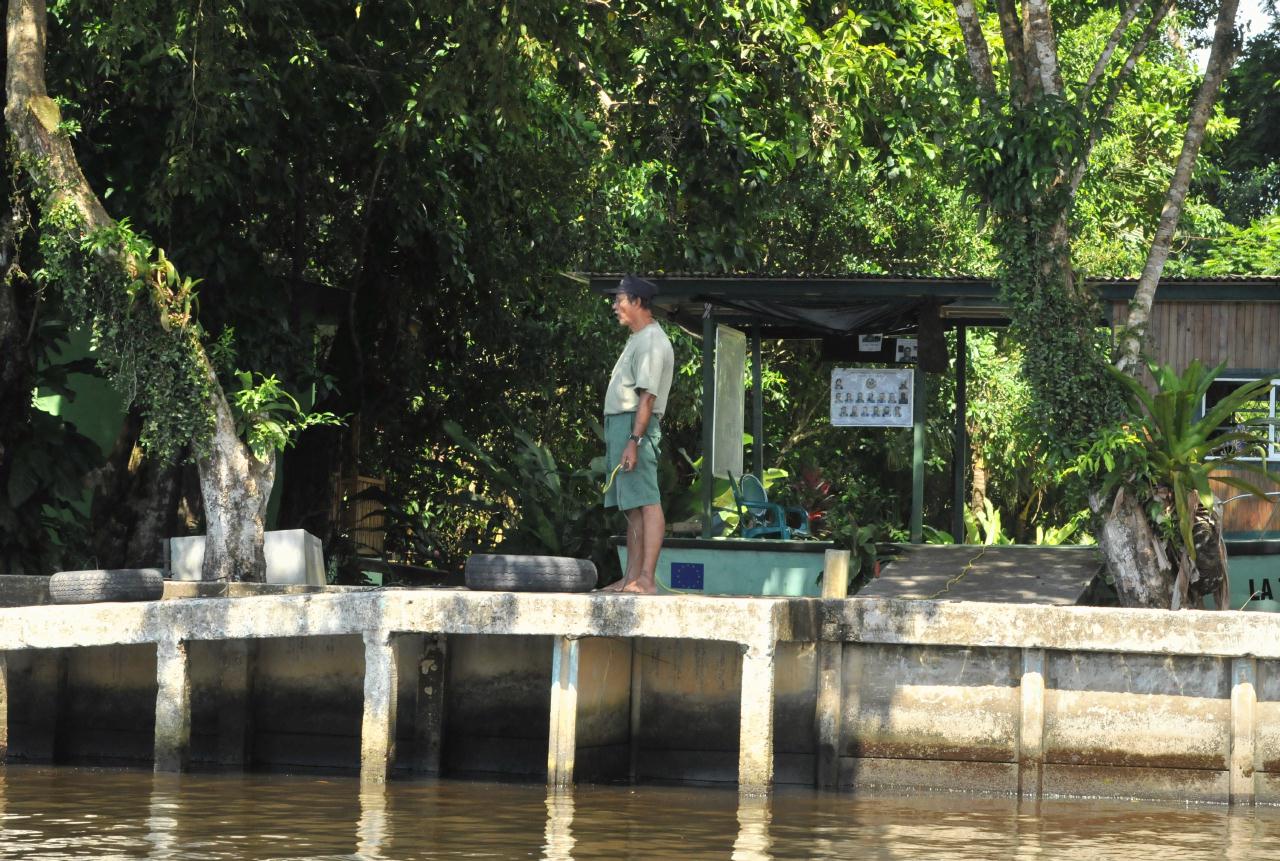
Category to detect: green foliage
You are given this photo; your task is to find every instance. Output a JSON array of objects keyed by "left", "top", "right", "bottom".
[
  {"left": 1192, "top": 214, "right": 1280, "bottom": 275},
  {"left": 964, "top": 498, "right": 1013, "bottom": 546},
  {"left": 440, "top": 419, "right": 612, "bottom": 569},
  {"left": 1211, "top": 20, "right": 1280, "bottom": 224},
  {"left": 1069, "top": 361, "right": 1273, "bottom": 558},
  {"left": 0, "top": 407, "right": 101, "bottom": 576},
  {"left": 30, "top": 197, "right": 213, "bottom": 462},
  {"left": 829, "top": 521, "right": 880, "bottom": 593},
  {"left": 228, "top": 371, "right": 344, "bottom": 462}
]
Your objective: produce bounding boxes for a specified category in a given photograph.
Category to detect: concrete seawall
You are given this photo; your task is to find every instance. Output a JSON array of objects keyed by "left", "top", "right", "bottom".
[{"left": 0, "top": 576, "right": 1278, "bottom": 804}]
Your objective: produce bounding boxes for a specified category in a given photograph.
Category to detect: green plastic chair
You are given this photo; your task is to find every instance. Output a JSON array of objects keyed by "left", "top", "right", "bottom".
[{"left": 728, "top": 473, "right": 811, "bottom": 540}]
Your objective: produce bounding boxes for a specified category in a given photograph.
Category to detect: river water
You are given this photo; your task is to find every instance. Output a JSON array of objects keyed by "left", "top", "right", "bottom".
[{"left": 1, "top": 766, "right": 1279, "bottom": 860}]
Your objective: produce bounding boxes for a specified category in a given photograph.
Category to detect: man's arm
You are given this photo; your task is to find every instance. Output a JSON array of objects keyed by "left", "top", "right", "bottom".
[{"left": 621, "top": 392, "right": 657, "bottom": 471}]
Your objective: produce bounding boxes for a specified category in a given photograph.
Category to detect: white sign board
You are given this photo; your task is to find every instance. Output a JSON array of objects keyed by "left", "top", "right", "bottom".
[
  {"left": 711, "top": 324, "right": 746, "bottom": 479},
  {"left": 831, "top": 368, "right": 914, "bottom": 428}
]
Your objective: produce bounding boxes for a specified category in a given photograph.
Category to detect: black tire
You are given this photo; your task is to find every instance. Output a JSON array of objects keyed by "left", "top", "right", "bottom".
[
  {"left": 464, "top": 554, "right": 597, "bottom": 593},
  {"left": 49, "top": 568, "right": 165, "bottom": 604}
]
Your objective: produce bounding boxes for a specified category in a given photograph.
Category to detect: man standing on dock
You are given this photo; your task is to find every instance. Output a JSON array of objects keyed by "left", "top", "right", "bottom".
[{"left": 601, "top": 275, "right": 675, "bottom": 594}]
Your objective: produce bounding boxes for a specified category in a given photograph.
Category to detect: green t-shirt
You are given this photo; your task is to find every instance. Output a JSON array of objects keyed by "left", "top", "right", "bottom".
[{"left": 604, "top": 322, "right": 674, "bottom": 417}]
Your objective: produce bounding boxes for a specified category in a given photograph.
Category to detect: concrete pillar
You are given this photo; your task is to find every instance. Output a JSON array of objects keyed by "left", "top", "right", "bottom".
[
  {"left": 154, "top": 638, "right": 191, "bottom": 773},
  {"left": 412, "top": 634, "right": 448, "bottom": 775},
  {"left": 1017, "top": 647, "right": 1046, "bottom": 798},
  {"left": 0, "top": 652, "right": 8, "bottom": 762},
  {"left": 815, "top": 549, "right": 850, "bottom": 789},
  {"left": 216, "top": 641, "right": 253, "bottom": 767},
  {"left": 547, "top": 635, "right": 580, "bottom": 788},
  {"left": 1230, "top": 657, "right": 1257, "bottom": 806},
  {"left": 738, "top": 641, "right": 776, "bottom": 795},
  {"left": 821, "top": 549, "right": 851, "bottom": 600},
  {"left": 361, "top": 630, "right": 399, "bottom": 784}
]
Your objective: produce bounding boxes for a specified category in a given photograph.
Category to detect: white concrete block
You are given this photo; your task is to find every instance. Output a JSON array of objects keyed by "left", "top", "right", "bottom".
[{"left": 168, "top": 529, "right": 325, "bottom": 584}]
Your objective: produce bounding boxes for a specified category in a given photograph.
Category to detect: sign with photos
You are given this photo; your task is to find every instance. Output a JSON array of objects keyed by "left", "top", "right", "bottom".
[{"left": 831, "top": 368, "right": 914, "bottom": 428}]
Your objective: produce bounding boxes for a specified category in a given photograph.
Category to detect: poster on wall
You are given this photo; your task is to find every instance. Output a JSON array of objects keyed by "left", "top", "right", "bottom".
[
  {"left": 895, "top": 338, "right": 918, "bottom": 363},
  {"left": 831, "top": 368, "right": 914, "bottom": 428}
]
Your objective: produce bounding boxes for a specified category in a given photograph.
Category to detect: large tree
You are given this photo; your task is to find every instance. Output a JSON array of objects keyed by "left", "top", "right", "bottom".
[
  {"left": 947, "top": 0, "right": 1243, "bottom": 606},
  {"left": 6, "top": 0, "right": 293, "bottom": 580}
]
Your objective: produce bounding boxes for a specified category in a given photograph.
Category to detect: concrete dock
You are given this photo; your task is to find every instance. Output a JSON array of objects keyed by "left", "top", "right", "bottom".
[{"left": 2, "top": 568, "right": 1280, "bottom": 804}]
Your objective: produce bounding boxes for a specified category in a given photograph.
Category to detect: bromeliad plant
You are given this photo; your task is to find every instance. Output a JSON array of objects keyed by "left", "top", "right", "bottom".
[
  {"left": 1112, "top": 361, "right": 1270, "bottom": 555},
  {"left": 1069, "top": 360, "right": 1271, "bottom": 604}
]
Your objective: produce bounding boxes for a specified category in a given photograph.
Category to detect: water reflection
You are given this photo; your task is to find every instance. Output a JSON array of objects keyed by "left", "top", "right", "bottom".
[
  {"left": 146, "top": 774, "right": 181, "bottom": 861},
  {"left": 356, "top": 786, "right": 388, "bottom": 861},
  {"left": 731, "top": 792, "right": 772, "bottom": 861},
  {"left": 543, "top": 788, "right": 576, "bottom": 861},
  {"left": 1, "top": 767, "right": 1280, "bottom": 860}
]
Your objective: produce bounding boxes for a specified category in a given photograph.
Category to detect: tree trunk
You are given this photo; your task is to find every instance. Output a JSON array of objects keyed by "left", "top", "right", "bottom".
[
  {"left": 1092, "top": 487, "right": 1173, "bottom": 608},
  {"left": 87, "top": 410, "right": 185, "bottom": 568},
  {"left": 7, "top": 0, "right": 271, "bottom": 582},
  {"left": 197, "top": 368, "right": 275, "bottom": 582},
  {"left": 1115, "top": 0, "right": 1241, "bottom": 371},
  {"left": 969, "top": 441, "right": 988, "bottom": 516}
]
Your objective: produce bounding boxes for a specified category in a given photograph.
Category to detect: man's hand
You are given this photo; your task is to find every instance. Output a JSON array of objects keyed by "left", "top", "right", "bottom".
[{"left": 621, "top": 439, "right": 639, "bottom": 471}]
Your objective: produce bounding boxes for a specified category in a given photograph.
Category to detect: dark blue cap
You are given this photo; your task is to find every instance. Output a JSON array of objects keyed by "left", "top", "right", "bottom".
[{"left": 605, "top": 274, "right": 658, "bottom": 300}]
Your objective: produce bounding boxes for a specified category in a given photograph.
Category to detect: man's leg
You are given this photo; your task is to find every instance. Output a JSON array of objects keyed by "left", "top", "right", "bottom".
[
  {"left": 620, "top": 503, "right": 664, "bottom": 594},
  {"left": 602, "top": 507, "right": 644, "bottom": 591}
]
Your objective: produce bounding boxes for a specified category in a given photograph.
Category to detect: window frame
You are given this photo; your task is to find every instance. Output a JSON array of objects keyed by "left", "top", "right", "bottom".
[{"left": 1200, "top": 375, "right": 1279, "bottom": 463}]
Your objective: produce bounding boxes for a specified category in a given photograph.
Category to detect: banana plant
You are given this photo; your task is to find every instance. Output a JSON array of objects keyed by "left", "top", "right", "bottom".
[{"left": 1110, "top": 360, "right": 1272, "bottom": 559}]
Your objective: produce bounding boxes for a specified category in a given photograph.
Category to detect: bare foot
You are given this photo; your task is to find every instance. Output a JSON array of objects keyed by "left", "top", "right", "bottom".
[
  {"left": 598, "top": 578, "right": 628, "bottom": 592},
  {"left": 620, "top": 578, "right": 657, "bottom": 595}
]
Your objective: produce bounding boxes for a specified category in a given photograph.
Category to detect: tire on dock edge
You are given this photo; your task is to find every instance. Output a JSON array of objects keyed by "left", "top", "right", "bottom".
[
  {"left": 464, "top": 554, "right": 597, "bottom": 592},
  {"left": 49, "top": 568, "right": 166, "bottom": 604}
]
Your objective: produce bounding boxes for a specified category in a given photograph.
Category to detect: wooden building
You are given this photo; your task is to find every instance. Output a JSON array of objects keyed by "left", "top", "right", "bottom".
[{"left": 1103, "top": 276, "right": 1280, "bottom": 538}]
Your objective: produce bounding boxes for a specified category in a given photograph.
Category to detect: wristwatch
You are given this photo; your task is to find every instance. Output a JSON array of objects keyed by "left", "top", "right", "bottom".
[{"left": 627, "top": 433, "right": 642, "bottom": 443}]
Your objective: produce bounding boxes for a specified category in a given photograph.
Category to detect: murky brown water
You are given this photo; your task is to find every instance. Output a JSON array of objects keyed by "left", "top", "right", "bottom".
[{"left": 1, "top": 766, "right": 1279, "bottom": 859}]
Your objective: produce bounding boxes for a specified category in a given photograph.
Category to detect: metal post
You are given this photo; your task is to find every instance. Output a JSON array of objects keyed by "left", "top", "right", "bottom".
[
  {"left": 752, "top": 326, "right": 764, "bottom": 480},
  {"left": 910, "top": 368, "right": 927, "bottom": 543},
  {"left": 952, "top": 325, "right": 968, "bottom": 541},
  {"left": 701, "top": 305, "right": 716, "bottom": 538},
  {"left": 548, "top": 636, "right": 580, "bottom": 788}
]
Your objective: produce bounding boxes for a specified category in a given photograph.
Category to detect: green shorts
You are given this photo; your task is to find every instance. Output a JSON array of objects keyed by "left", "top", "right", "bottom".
[{"left": 604, "top": 412, "right": 662, "bottom": 511}]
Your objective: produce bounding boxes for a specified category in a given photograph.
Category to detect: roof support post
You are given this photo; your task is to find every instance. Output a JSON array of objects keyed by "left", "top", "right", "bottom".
[
  {"left": 910, "top": 369, "right": 927, "bottom": 543},
  {"left": 952, "top": 325, "right": 968, "bottom": 541},
  {"left": 752, "top": 326, "right": 764, "bottom": 481},
  {"left": 701, "top": 305, "right": 716, "bottom": 538}
]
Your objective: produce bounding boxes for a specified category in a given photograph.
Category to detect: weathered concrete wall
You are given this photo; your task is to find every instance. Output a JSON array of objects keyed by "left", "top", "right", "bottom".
[{"left": 4, "top": 587, "right": 1280, "bottom": 803}]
